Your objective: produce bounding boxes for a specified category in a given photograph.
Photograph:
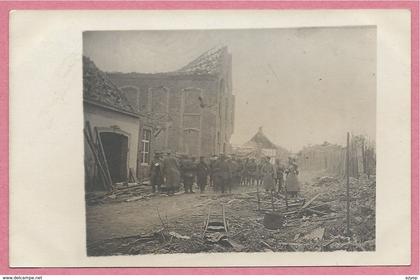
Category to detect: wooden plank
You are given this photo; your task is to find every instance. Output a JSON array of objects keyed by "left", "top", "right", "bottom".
[
  {"left": 222, "top": 205, "right": 228, "bottom": 232},
  {"left": 301, "top": 193, "right": 322, "bottom": 210},
  {"left": 84, "top": 129, "right": 112, "bottom": 190},
  {"left": 85, "top": 121, "right": 95, "bottom": 145},
  {"left": 129, "top": 168, "right": 135, "bottom": 183},
  {"left": 305, "top": 208, "right": 327, "bottom": 216},
  {"left": 307, "top": 202, "right": 331, "bottom": 209},
  {"left": 95, "top": 127, "right": 113, "bottom": 187},
  {"left": 203, "top": 206, "right": 211, "bottom": 235}
]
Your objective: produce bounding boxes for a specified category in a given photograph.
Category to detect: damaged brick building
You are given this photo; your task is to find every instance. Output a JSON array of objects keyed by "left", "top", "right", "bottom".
[
  {"left": 84, "top": 47, "right": 235, "bottom": 184},
  {"left": 83, "top": 56, "right": 140, "bottom": 188},
  {"left": 108, "top": 47, "right": 235, "bottom": 178}
]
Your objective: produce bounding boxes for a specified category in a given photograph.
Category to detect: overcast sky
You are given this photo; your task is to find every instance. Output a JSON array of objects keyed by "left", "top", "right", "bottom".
[{"left": 84, "top": 27, "right": 376, "bottom": 152}]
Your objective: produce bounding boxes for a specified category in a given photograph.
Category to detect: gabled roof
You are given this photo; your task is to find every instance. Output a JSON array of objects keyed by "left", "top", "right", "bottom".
[
  {"left": 175, "top": 47, "right": 226, "bottom": 75},
  {"left": 83, "top": 56, "right": 136, "bottom": 115},
  {"left": 243, "top": 127, "right": 278, "bottom": 150}
]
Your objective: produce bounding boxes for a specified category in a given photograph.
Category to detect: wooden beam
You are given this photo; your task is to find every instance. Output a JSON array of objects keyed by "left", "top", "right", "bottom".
[
  {"left": 84, "top": 128, "right": 112, "bottom": 190},
  {"left": 94, "top": 127, "right": 113, "bottom": 187}
]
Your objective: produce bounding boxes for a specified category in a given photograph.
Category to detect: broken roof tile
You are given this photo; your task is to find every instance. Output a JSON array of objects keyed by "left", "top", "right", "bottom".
[
  {"left": 83, "top": 56, "right": 136, "bottom": 115},
  {"left": 176, "top": 47, "right": 226, "bottom": 75}
]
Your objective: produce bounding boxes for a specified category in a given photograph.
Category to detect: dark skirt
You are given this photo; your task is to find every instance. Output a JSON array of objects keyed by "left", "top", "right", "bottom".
[
  {"left": 285, "top": 173, "right": 300, "bottom": 192},
  {"left": 263, "top": 174, "right": 276, "bottom": 191}
]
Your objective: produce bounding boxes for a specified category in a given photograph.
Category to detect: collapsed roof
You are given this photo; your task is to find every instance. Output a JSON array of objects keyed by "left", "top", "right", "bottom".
[
  {"left": 83, "top": 56, "right": 136, "bottom": 115},
  {"left": 176, "top": 47, "right": 226, "bottom": 75}
]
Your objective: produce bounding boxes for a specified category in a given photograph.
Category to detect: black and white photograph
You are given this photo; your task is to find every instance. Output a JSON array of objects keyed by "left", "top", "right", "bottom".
[{"left": 82, "top": 27, "right": 376, "bottom": 256}]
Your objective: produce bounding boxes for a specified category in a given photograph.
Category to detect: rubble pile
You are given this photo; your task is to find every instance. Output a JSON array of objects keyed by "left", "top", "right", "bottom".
[
  {"left": 301, "top": 175, "right": 376, "bottom": 249},
  {"left": 87, "top": 228, "right": 210, "bottom": 256},
  {"left": 85, "top": 183, "right": 156, "bottom": 205},
  {"left": 87, "top": 174, "right": 376, "bottom": 255}
]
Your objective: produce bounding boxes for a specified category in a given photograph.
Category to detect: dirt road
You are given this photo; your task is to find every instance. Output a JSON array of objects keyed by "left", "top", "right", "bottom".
[
  {"left": 86, "top": 171, "right": 325, "bottom": 244},
  {"left": 86, "top": 170, "right": 376, "bottom": 255},
  {"left": 86, "top": 185, "right": 258, "bottom": 243}
]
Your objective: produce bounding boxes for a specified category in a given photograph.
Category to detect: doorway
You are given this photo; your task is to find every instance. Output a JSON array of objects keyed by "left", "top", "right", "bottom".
[{"left": 100, "top": 132, "right": 128, "bottom": 183}]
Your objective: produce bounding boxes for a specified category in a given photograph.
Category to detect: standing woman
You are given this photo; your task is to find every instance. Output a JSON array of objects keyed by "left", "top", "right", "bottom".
[
  {"left": 241, "top": 158, "right": 249, "bottom": 186},
  {"left": 285, "top": 157, "right": 300, "bottom": 198}
]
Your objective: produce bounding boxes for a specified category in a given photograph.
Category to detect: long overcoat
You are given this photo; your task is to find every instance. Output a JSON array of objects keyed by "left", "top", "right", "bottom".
[
  {"left": 260, "top": 161, "right": 277, "bottom": 191},
  {"left": 162, "top": 156, "right": 181, "bottom": 188}
]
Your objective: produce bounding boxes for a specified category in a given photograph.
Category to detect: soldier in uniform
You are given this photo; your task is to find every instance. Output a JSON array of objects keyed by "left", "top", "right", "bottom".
[
  {"left": 234, "top": 157, "right": 243, "bottom": 187},
  {"left": 260, "top": 156, "right": 277, "bottom": 193},
  {"left": 256, "top": 159, "right": 264, "bottom": 186},
  {"left": 150, "top": 153, "right": 163, "bottom": 193},
  {"left": 209, "top": 155, "right": 218, "bottom": 191},
  {"left": 181, "top": 155, "right": 197, "bottom": 194},
  {"left": 213, "top": 154, "right": 231, "bottom": 193},
  {"left": 162, "top": 151, "right": 181, "bottom": 195},
  {"left": 241, "top": 157, "right": 250, "bottom": 186},
  {"left": 226, "top": 156, "right": 234, "bottom": 191},
  {"left": 247, "top": 158, "right": 258, "bottom": 186},
  {"left": 236, "top": 157, "right": 244, "bottom": 187},
  {"left": 196, "top": 156, "right": 209, "bottom": 193},
  {"left": 275, "top": 158, "right": 285, "bottom": 193}
]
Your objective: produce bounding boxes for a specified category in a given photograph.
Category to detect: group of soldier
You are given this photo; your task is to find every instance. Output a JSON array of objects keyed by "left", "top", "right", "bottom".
[{"left": 149, "top": 151, "right": 301, "bottom": 197}]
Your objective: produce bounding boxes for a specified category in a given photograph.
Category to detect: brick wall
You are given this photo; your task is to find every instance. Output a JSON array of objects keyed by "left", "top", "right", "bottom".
[{"left": 107, "top": 49, "right": 235, "bottom": 180}]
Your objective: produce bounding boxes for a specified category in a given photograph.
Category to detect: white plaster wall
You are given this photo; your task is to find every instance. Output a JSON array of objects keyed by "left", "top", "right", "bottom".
[{"left": 84, "top": 103, "right": 139, "bottom": 177}]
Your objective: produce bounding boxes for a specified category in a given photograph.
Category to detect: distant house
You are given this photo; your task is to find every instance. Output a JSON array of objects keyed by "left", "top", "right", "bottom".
[
  {"left": 108, "top": 47, "right": 235, "bottom": 179},
  {"left": 83, "top": 56, "right": 141, "bottom": 189},
  {"left": 237, "top": 127, "right": 289, "bottom": 163}
]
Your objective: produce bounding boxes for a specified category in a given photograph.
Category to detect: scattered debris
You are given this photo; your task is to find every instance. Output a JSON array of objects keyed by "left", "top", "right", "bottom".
[
  {"left": 169, "top": 231, "right": 191, "bottom": 240},
  {"left": 87, "top": 173, "right": 376, "bottom": 255},
  {"left": 260, "top": 241, "right": 274, "bottom": 251},
  {"left": 301, "top": 193, "right": 322, "bottom": 210},
  {"left": 205, "top": 231, "right": 228, "bottom": 243},
  {"left": 302, "top": 227, "right": 325, "bottom": 241},
  {"left": 316, "top": 176, "right": 339, "bottom": 186},
  {"left": 125, "top": 196, "right": 144, "bottom": 202},
  {"left": 86, "top": 184, "right": 153, "bottom": 205}
]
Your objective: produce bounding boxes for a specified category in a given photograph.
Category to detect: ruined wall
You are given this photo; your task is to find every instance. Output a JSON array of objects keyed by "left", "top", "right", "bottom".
[
  {"left": 297, "top": 143, "right": 344, "bottom": 172},
  {"left": 297, "top": 137, "right": 376, "bottom": 178},
  {"left": 108, "top": 72, "right": 234, "bottom": 159},
  {"left": 104, "top": 48, "right": 235, "bottom": 181}
]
